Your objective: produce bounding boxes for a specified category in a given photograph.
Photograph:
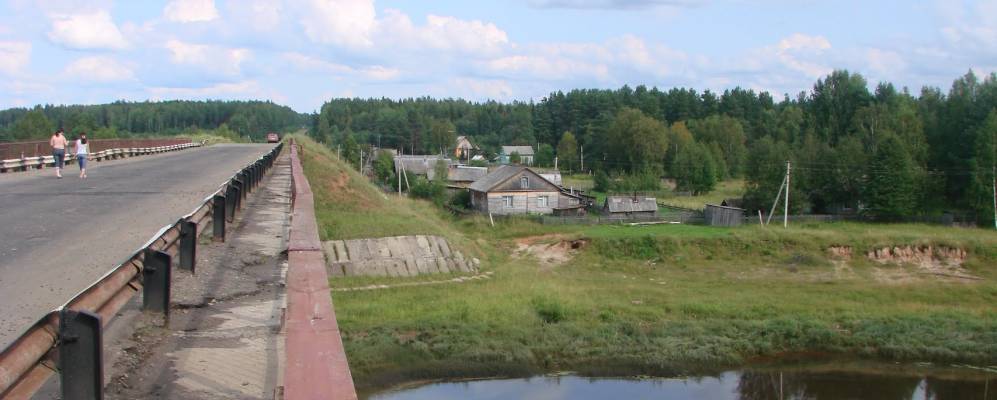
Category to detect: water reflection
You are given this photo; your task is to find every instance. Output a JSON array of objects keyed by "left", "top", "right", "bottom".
[{"left": 369, "top": 368, "right": 995, "bottom": 400}]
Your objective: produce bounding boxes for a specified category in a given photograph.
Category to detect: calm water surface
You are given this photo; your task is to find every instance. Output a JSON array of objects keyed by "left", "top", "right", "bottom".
[{"left": 368, "top": 367, "right": 995, "bottom": 400}]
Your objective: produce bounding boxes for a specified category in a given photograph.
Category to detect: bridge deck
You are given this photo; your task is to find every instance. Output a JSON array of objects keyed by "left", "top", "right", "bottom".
[{"left": 0, "top": 144, "right": 272, "bottom": 349}]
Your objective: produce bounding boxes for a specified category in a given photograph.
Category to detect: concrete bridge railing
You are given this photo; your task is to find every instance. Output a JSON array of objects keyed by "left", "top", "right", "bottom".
[{"left": 282, "top": 139, "right": 358, "bottom": 400}]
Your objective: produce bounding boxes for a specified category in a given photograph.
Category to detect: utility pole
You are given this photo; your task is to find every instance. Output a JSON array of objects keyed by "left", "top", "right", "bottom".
[
  {"left": 580, "top": 145, "right": 584, "bottom": 172},
  {"left": 992, "top": 164, "right": 996, "bottom": 230},
  {"left": 784, "top": 161, "right": 791, "bottom": 228},
  {"left": 398, "top": 163, "right": 402, "bottom": 196},
  {"left": 554, "top": 156, "right": 558, "bottom": 171}
]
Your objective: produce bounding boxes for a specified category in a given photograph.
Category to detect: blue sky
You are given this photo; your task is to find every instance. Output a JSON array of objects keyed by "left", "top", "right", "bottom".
[{"left": 0, "top": 0, "right": 994, "bottom": 112}]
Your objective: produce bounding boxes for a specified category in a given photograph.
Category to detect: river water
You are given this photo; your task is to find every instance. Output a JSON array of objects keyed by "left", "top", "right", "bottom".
[{"left": 368, "top": 363, "right": 995, "bottom": 400}]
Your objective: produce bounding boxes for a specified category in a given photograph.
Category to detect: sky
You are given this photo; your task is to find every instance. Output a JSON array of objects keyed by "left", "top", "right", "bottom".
[{"left": 0, "top": 0, "right": 995, "bottom": 113}]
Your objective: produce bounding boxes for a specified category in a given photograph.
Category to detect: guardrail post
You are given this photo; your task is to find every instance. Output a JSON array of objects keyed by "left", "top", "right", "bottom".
[
  {"left": 213, "top": 194, "right": 226, "bottom": 242},
  {"left": 225, "top": 184, "right": 238, "bottom": 222},
  {"left": 179, "top": 220, "right": 197, "bottom": 273},
  {"left": 234, "top": 178, "right": 244, "bottom": 209},
  {"left": 59, "top": 309, "right": 103, "bottom": 400},
  {"left": 142, "top": 249, "right": 171, "bottom": 316}
]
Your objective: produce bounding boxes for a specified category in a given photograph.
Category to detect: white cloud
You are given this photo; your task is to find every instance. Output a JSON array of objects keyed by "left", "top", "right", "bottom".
[
  {"left": 165, "top": 39, "right": 250, "bottom": 75},
  {"left": 47, "top": 10, "right": 127, "bottom": 50},
  {"left": 866, "top": 48, "right": 906, "bottom": 76},
  {"left": 63, "top": 56, "right": 134, "bottom": 82},
  {"left": 486, "top": 54, "right": 610, "bottom": 81},
  {"left": 451, "top": 78, "right": 514, "bottom": 100},
  {"left": 294, "top": 1, "right": 509, "bottom": 55},
  {"left": 0, "top": 42, "right": 31, "bottom": 75},
  {"left": 529, "top": 0, "right": 704, "bottom": 9},
  {"left": 225, "top": 0, "right": 281, "bottom": 31},
  {"left": 939, "top": 0, "right": 997, "bottom": 55},
  {"left": 281, "top": 52, "right": 399, "bottom": 81},
  {"left": 149, "top": 80, "right": 260, "bottom": 97},
  {"left": 297, "top": 0, "right": 377, "bottom": 48},
  {"left": 775, "top": 33, "right": 832, "bottom": 78},
  {"left": 164, "top": 0, "right": 219, "bottom": 23},
  {"left": 379, "top": 10, "right": 509, "bottom": 55}
]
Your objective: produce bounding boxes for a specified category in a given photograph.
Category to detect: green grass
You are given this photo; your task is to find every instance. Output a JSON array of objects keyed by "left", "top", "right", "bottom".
[
  {"left": 297, "top": 137, "right": 997, "bottom": 391},
  {"left": 294, "top": 135, "right": 474, "bottom": 250},
  {"left": 659, "top": 179, "right": 745, "bottom": 210}
]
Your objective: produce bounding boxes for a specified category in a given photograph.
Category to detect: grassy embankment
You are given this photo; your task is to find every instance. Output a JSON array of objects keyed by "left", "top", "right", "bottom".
[{"left": 295, "top": 136, "right": 997, "bottom": 392}]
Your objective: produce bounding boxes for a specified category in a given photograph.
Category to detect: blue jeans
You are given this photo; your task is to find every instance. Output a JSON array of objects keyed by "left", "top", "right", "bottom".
[
  {"left": 53, "top": 149, "right": 65, "bottom": 169},
  {"left": 77, "top": 154, "right": 87, "bottom": 169}
]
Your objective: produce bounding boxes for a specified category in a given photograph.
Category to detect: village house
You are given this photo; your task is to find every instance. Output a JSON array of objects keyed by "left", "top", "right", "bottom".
[
  {"left": 603, "top": 195, "right": 659, "bottom": 217},
  {"left": 394, "top": 155, "right": 451, "bottom": 180},
  {"left": 469, "top": 165, "right": 584, "bottom": 215},
  {"left": 497, "top": 145, "right": 535, "bottom": 165},
  {"left": 454, "top": 136, "right": 478, "bottom": 161},
  {"left": 447, "top": 165, "right": 488, "bottom": 190}
]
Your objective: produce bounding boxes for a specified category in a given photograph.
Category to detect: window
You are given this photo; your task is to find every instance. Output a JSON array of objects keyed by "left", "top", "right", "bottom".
[
  {"left": 538, "top": 196, "right": 549, "bottom": 208},
  {"left": 520, "top": 176, "right": 529, "bottom": 189},
  {"left": 503, "top": 196, "right": 513, "bottom": 208}
]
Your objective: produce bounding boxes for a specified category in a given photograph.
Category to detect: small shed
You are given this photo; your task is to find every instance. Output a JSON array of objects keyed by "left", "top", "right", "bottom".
[
  {"left": 705, "top": 204, "right": 744, "bottom": 227},
  {"left": 603, "top": 195, "right": 658, "bottom": 217},
  {"left": 720, "top": 198, "right": 743, "bottom": 209}
]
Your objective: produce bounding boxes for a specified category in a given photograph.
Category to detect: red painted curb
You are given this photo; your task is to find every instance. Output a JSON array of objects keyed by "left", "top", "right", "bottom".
[{"left": 284, "top": 142, "right": 358, "bottom": 400}]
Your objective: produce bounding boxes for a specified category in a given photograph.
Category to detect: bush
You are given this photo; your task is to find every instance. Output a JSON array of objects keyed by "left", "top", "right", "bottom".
[
  {"left": 449, "top": 190, "right": 472, "bottom": 209},
  {"left": 532, "top": 295, "right": 568, "bottom": 324},
  {"left": 409, "top": 176, "right": 447, "bottom": 205}
]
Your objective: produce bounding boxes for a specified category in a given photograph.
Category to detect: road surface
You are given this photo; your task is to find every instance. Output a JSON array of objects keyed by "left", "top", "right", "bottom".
[{"left": 0, "top": 144, "right": 273, "bottom": 349}]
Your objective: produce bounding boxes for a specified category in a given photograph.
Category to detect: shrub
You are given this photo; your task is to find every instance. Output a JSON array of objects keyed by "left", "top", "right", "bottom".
[
  {"left": 409, "top": 176, "right": 447, "bottom": 206},
  {"left": 532, "top": 296, "right": 567, "bottom": 324}
]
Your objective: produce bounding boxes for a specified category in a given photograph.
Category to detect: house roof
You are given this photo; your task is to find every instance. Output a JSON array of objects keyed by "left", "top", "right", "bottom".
[
  {"left": 501, "top": 145, "right": 535, "bottom": 156},
  {"left": 720, "top": 198, "right": 744, "bottom": 208},
  {"left": 469, "top": 165, "right": 557, "bottom": 192},
  {"left": 449, "top": 166, "right": 488, "bottom": 182},
  {"left": 395, "top": 155, "right": 450, "bottom": 179},
  {"left": 604, "top": 196, "right": 658, "bottom": 213}
]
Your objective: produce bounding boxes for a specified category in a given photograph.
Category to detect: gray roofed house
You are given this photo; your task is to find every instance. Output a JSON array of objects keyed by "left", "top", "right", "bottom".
[
  {"left": 603, "top": 195, "right": 658, "bottom": 217},
  {"left": 468, "top": 165, "right": 584, "bottom": 215},
  {"left": 447, "top": 166, "right": 488, "bottom": 189},
  {"left": 498, "top": 145, "right": 535, "bottom": 165},
  {"left": 394, "top": 155, "right": 451, "bottom": 180}
]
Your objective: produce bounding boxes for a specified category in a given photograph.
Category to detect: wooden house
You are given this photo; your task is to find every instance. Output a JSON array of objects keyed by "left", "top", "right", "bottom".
[
  {"left": 469, "top": 165, "right": 583, "bottom": 215},
  {"left": 394, "top": 155, "right": 451, "bottom": 180},
  {"left": 447, "top": 165, "right": 488, "bottom": 189},
  {"left": 454, "top": 136, "right": 478, "bottom": 160},
  {"left": 603, "top": 195, "right": 658, "bottom": 217},
  {"left": 498, "top": 146, "right": 535, "bottom": 165}
]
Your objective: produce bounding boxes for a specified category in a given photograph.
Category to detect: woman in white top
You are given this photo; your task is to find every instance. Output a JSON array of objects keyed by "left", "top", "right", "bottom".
[{"left": 73, "top": 132, "right": 89, "bottom": 179}]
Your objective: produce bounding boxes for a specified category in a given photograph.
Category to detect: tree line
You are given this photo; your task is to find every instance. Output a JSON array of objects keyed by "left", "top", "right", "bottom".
[
  {"left": 0, "top": 100, "right": 308, "bottom": 143},
  {"left": 311, "top": 70, "right": 997, "bottom": 222}
]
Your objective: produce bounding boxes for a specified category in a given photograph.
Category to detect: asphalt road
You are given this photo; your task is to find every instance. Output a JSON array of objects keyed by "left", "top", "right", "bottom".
[{"left": 0, "top": 144, "right": 273, "bottom": 349}]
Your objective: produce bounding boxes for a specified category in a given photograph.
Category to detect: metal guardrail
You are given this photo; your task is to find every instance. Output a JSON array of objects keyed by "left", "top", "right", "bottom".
[
  {"left": 0, "top": 142, "right": 284, "bottom": 399},
  {"left": 0, "top": 139, "right": 194, "bottom": 160},
  {"left": 0, "top": 142, "right": 203, "bottom": 173}
]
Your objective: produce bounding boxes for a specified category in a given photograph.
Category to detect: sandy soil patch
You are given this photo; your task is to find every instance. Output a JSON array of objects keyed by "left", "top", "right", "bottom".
[
  {"left": 514, "top": 235, "right": 589, "bottom": 269},
  {"left": 828, "top": 245, "right": 981, "bottom": 283}
]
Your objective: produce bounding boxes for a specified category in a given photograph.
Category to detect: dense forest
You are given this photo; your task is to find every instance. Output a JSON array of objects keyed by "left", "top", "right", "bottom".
[
  {"left": 0, "top": 100, "right": 307, "bottom": 143},
  {"left": 312, "top": 70, "right": 997, "bottom": 221}
]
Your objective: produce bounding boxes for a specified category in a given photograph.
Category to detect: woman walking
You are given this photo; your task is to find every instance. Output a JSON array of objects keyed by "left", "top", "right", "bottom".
[
  {"left": 49, "top": 129, "right": 67, "bottom": 178},
  {"left": 74, "top": 132, "right": 89, "bottom": 179}
]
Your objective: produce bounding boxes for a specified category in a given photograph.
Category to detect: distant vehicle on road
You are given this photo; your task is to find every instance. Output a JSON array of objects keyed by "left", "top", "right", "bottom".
[{"left": 266, "top": 133, "right": 280, "bottom": 143}]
